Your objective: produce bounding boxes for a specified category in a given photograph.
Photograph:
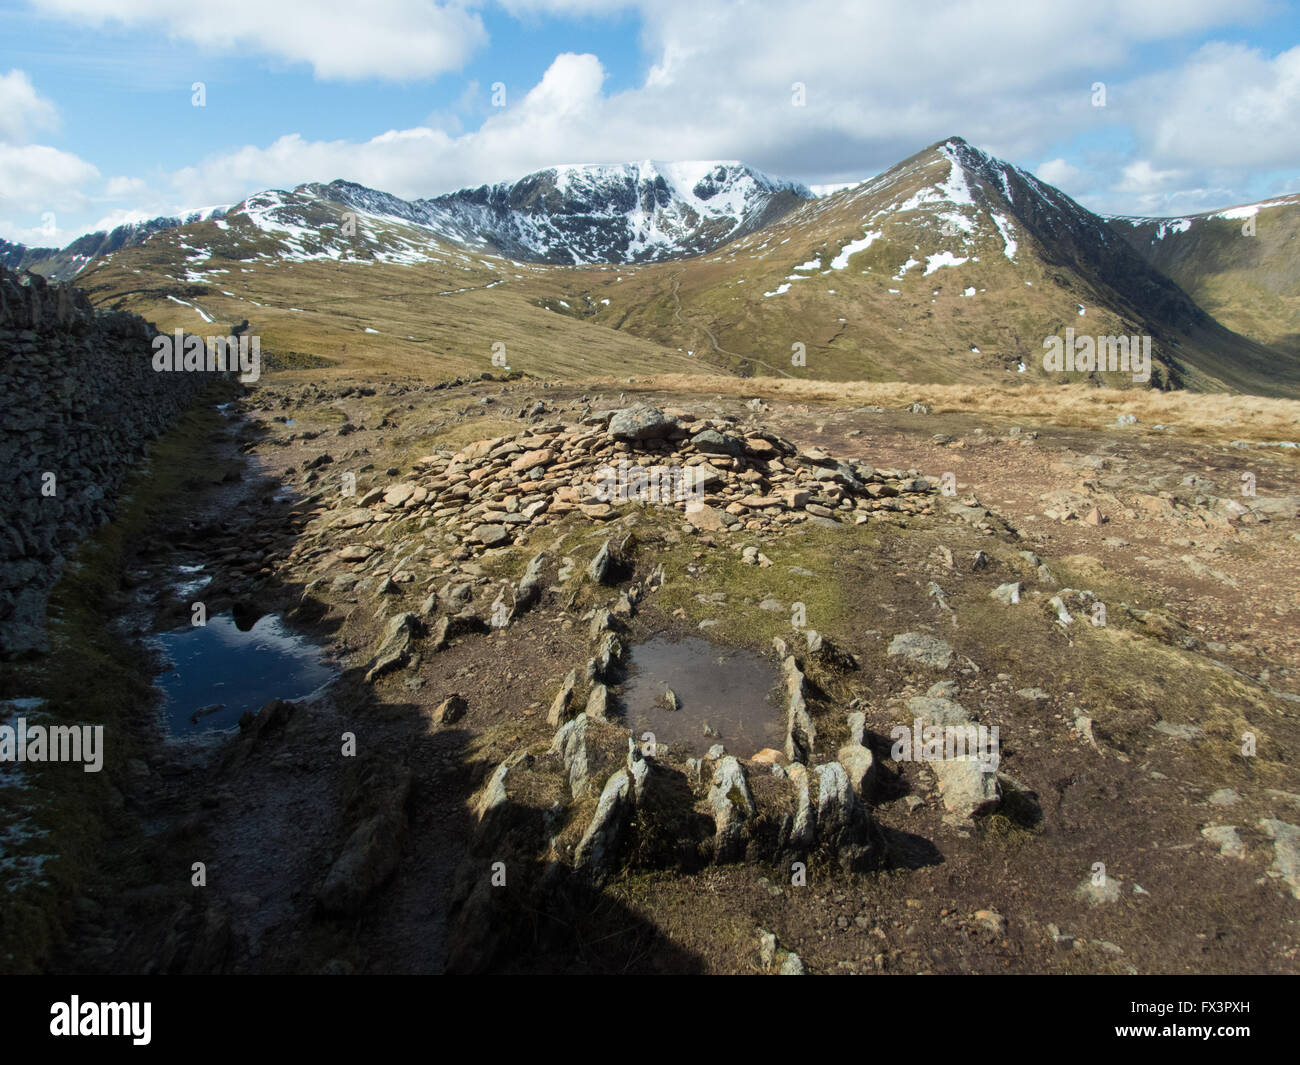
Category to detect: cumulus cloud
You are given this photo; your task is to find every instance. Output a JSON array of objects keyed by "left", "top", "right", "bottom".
[
  {"left": 103, "top": 175, "right": 149, "bottom": 199},
  {"left": 0, "top": 69, "right": 59, "bottom": 142},
  {"left": 1132, "top": 42, "right": 1300, "bottom": 169},
  {"left": 1036, "top": 158, "right": 1085, "bottom": 191},
  {"left": 31, "top": 0, "right": 489, "bottom": 81},
  {"left": 0, "top": 144, "right": 101, "bottom": 244}
]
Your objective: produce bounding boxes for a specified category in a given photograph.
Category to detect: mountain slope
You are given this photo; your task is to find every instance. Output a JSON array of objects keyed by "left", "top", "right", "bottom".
[
  {"left": 3, "top": 162, "right": 809, "bottom": 282},
  {"left": 414, "top": 161, "right": 812, "bottom": 263},
  {"left": 576, "top": 138, "right": 1300, "bottom": 395},
  {"left": 1109, "top": 195, "right": 1300, "bottom": 358},
  {"left": 68, "top": 196, "right": 708, "bottom": 384}
]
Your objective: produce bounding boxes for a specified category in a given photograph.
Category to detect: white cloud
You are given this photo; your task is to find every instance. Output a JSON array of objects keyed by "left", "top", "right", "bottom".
[
  {"left": 1133, "top": 42, "right": 1300, "bottom": 170},
  {"left": 0, "top": 70, "right": 102, "bottom": 242},
  {"left": 103, "top": 175, "right": 148, "bottom": 199},
  {"left": 1116, "top": 159, "right": 1185, "bottom": 194},
  {"left": 0, "top": 69, "right": 59, "bottom": 142},
  {"left": 0, "top": 143, "right": 100, "bottom": 214},
  {"left": 30, "top": 0, "right": 489, "bottom": 81},
  {"left": 1036, "top": 158, "right": 1084, "bottom": 190}
]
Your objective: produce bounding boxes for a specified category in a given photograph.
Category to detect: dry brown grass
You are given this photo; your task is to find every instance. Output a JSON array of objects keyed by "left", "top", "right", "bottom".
[{"left": 576, "top": 373, "right": 1300, "bottom": 442}]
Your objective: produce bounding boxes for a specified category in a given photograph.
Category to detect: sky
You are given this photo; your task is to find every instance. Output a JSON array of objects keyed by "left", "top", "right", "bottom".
[{"left": 2, "top": 0, "right": 1299, "bottom": 246}]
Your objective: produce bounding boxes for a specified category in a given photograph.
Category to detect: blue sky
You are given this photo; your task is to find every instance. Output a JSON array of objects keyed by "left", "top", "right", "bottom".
[{"left": 2, "top": 0, "right": 1299, "bottom": 245}]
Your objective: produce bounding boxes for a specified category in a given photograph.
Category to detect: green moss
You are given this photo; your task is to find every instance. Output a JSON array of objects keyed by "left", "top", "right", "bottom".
[{"left": 649, "top": 518, "right": 876, "bottom": 651}]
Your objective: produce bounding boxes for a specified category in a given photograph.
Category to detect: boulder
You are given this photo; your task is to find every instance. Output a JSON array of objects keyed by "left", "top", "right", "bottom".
[
  {"left": 574, "top": 770, "right": 632, "bottom": 880},
  {"left": 608, "top": 405, "right": 678, "bottom": 442},
  {"left": 931, "top": 756, "right": 1001, "bottom": 819}
]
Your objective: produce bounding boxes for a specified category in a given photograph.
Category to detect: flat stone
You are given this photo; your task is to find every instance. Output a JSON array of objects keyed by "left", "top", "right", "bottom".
[
  {"left": 684, "top": 502, "right": 728, "bottom": 531},
  {"left": 888, "top": 632, "right": 953, "bottom": 670},
  {"left": 1201, "top": 824, "right": 1245, "bottom": 860},
  {"left": 472, "top": 523, "right": 511, "bottom": 547},
  {"left": 334, "top": 508, "right": 374, "bottom": 529},
  {"left": 510, "top": 448, "right": 554, "bottom": 473},
  {"left": 905, "top": 695, "right": 970, "bottom": 727},
  {"left": 383, "top": 483, "right": 417, "bottom": 506}
]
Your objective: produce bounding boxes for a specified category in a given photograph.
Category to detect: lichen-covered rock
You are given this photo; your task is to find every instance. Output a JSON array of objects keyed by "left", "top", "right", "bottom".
[
  {"left": 574, "top": 770, "right": 632, "bottom": 880},
  {"left": 782, "top": 656, "right": 816, "bottom": 765},
  {"left": 708, "top": 756, "right": 756, "bottom": 862},
  {"left": 931, "top": 756, "right": 1001, "bottom": 820},
  {"left": 888, "top": 632, "right": 954, "bottom": 670}
]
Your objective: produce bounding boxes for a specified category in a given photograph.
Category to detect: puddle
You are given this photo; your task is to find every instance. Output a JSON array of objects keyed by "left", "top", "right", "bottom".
[
  {"left": 622, "top": 636, "right": 783, "bottom": 759},
  {"left": 149, "top": 612, "right": 334, "bottom": 736}
]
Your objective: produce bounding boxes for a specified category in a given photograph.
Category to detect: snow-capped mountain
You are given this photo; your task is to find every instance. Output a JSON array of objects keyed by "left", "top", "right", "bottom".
[
  {"left": 50, "top": 137, "right": 1300, "bottom": 397},
  {"left": 236, "top": 161, "right": 812, "bottom": 265},
  {"left": 0, "top": 207, "right": 228, "bottom": 281},
  {"left": 420, "top": 161, "right": 812, "bottom": 263},
  {"left": 1106, "top": 194, "right": 1300, "bottom": 242}
]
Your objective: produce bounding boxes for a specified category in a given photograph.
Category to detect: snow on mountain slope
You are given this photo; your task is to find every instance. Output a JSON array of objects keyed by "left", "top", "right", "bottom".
[
  {"left": 415, "top": 160, "right": 812, "bottom": 263},
  {"left": 614, "top": 137, "right": 1300, "bottom": 396},
  {"left": 6, "top": 162, "right": 810, "bottom": 281},
  {"left": 1107, "top": 193, "right": 1300, "bottom": 241}
]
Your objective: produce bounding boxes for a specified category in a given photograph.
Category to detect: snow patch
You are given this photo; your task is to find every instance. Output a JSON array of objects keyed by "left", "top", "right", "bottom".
[
  {"left": 923, "top": 251, "right": 969, "bottom": 275},
  {"left": 829, "top": 230, "right": 881, "bottom": 270}
]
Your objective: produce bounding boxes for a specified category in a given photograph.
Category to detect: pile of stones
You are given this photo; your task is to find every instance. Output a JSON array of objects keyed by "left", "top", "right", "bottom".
[{"left": 312, "top": 402, "right": 940, "bottom": 554}]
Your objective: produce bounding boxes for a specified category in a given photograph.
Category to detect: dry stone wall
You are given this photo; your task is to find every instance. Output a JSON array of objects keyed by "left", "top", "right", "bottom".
[{"left": 0, "top": 266, "right": 228, "bottom": 656}]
